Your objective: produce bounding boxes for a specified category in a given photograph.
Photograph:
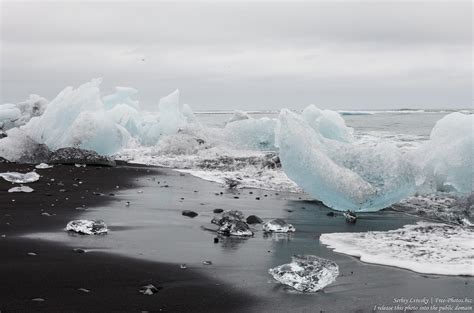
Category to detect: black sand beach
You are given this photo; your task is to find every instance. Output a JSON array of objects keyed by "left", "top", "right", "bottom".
[
  {"left": 0, "top": 163, "right": 255, "bottom": 313},
  {"left": 1, "top": 163, "right": 472, "bottom": 313}
]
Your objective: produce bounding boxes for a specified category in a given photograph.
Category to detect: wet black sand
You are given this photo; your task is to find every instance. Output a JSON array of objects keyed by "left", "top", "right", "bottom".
[{"left": 0, "top": 163, "right": 255, "bottom": 313}]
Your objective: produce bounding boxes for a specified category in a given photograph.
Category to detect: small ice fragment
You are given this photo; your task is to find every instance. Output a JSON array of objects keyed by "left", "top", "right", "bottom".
[
  {"left": 0, "top": 171, "right": 40, "bottom": 183},
  {"left": 65, "top": 220, "right": 108, "bottom": 235},
  {"left": 224, "top": 177, "right": 240, "bottom": 189},
  {"left": 180, "top": 264, "right": 187, "bottom": 269},
  {"left": 139, "top": 284, "right": 160, "bottom": 295},
  {"left": 27, "top": 252, "right": 37, "bottom": 256},
  {"left": 202, "top": 260, "right": 212, "bottom": 265},
  {"left": 343, "top": 210, "right": 357, "bottom": 223},
  {"left": 35, "top": 163, "right": 53, "bottom": 169},
  {"left": 72, "top": 248, "right": 86, "bottom": 253},
  {"left": 269, "top": 255, "right": 339, "bottom": 292},
  {"left": 78, "top": 288, "right": 90, "bottom": 293},
  {"left": 41, "top": 212, "right": 52, "bottom": 216},
  {"left": 217, "top": 220, "right": 253, "bottom": 237},
  {"left": 75, "top": 164, "right": 86, "bottom": 168},
  {"left": 8, "top": 185, "right": 34, "bottom": 193},
  {"left": 262, "top": 219, "right": 295, "bottom": 233},
  {"left": 32, "top": 298, "right": 45, "bottom": 302}
]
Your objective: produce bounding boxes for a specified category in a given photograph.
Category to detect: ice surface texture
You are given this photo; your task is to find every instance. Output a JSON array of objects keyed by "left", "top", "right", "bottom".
[
  {"left": 269, "top": 255, "right": 339, "bottom": 292},
  {"left": 0, "top": 95, "right": 48, "bottom": 130},
  {"left": 66, "top": 220, "right": 108, "bottom": 235},
  {"left": 414, "top": 112, "right": 473, "bottom": 194},
  {"left": 262, "top": 219, "right": 295, "bottom": 233},
  {"left": 276, "top": 109, "right": 416, "bottom": 212},
  {"left": 302, "top": 104, "right": 353, "bottom": 142},
  {"left": 25, "top": 79, "right": 129, "bottom": 155},
  {"left": 0, "top": 171, "right": 40, "bottom": 183},
  {"left": 320, "top": 222, "right": 474, "bottom": 276}
]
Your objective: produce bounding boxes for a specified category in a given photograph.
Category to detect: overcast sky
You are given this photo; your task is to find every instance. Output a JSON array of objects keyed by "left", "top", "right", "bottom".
[{"left": 1, "top": 0, "right": 472, "bottom": 110}]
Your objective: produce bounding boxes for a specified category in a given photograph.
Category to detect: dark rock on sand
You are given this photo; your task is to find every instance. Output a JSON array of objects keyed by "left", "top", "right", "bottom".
[
  {"left": 246, "top": 215, "right": 263, "bottom": 224},
  {"left": 0, "top": 156, "right": 10, "bottom": 163},
  {"left": 182, "top": 210, "right": 198, "bottom": 218},
  {"left": 326, "top": 211, "right": 335, "bottom": 217},
  {"left": 49, "top": 147, "right": 116, "bottom": 167},
  {"left": 213, "top": 208, "right": 224, "bottom": 214}
]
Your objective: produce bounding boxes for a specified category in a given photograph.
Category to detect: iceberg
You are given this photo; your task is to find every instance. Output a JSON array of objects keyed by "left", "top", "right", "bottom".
[
  {"left": 223, "top": 117, "right": 277, "bottom": 150},
  {"left": 302, "top": 105, "right": 353, "bottom": 142},
  {"left": 276, "top": 109, "right": 416, "bottom": 212},
  {"left": 0, "top": 103, "right": 21, "bottom": 129},
  {"left": 0, "top": 171, "right": 40, "bottom": 183},
  {"left": 414, "top": 112, "right": 473, "bottom": 194},
  {"left": 320, "top": 222, "right": 474, "bottom": 276},
  {"left": 0, "top": 128, "right": 52, "bottom": 163},
  {"left": 0, "top": 95, "right": 48, "bottom": 130},
  {"left": 102, "top": 86, "right": 139, "bottom": 110},
  {"left": 24, "top": 79, "right": 129, "bottom": 155},
  {"left": 269, "top": 255, "right": 339, "bottom": 292}
]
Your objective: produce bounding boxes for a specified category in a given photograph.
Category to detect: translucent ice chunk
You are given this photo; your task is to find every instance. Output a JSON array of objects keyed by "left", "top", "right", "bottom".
[
  {"left": 8, "top": 185, "right": 34, "bottom": 193},
  {"left": 262, "top": 218, "right": 295, "bottom": 233},
  {"left": 269, "top": 255, "right": 339, "bottom": 292},
  {"left": 320, "top": 222, "right": 474, "bottom": 276},
  {"left": 302, "top": 105, "right": 353, "bottom": 142},
  {"left": 226, "top": 110, "right": 251, "bottom": 124},
  {"left": 276, "top": 109, "right": 416, "bottom": 211},
  {"left": 223, "top": 117, "right": 277, "bottom": 150},
  {"left": 35, "top": 163, "right": 53, "bottom": 169},
  {"left": 25, "top": 79, "right": 129, "bottom": 155},
  {"left": 414, "top": 112, "right": 473, "bottom": 194},
  {"left": 0, "top": 103, "right": 21, "bottom": 129},
  {"left": 65, "top": 220, "right": 108, "bottom": 235},
  {"left": 102, "top": 86, "right": 139, "bottom": 109},
  {"left": 0, "top": 171, "right": 40, "bottom": 183},
  {"left": 217, "top": 220, "right": 254, "bottom": 237}
]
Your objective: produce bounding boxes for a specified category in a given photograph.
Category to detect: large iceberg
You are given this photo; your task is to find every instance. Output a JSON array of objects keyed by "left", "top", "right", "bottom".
[
  {"left": 276, "top": 109, "right": 416, "bottom": 212},
  {"left": 414, "top": 112, "right": 473, "bottom": 194},
  {"left": 23, "top": 79, "right": 129, "bottom": 155}
]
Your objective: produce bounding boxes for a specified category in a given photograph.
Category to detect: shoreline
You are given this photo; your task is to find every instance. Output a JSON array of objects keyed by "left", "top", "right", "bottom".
[{"left": 1, "top": 162, "right": 472, "bottom": 313}]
